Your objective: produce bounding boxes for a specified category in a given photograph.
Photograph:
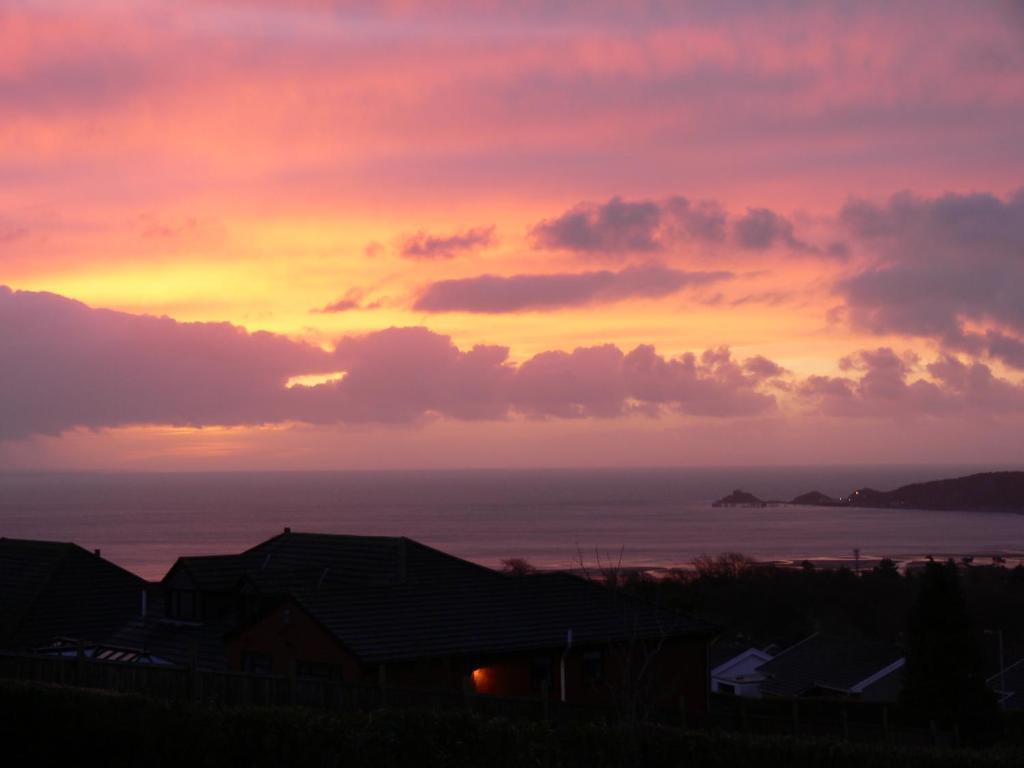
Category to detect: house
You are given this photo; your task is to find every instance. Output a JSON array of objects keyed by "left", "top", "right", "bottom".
[
  {"left": 160, "top": 530, "right": 716, "bottom": 713},
  {"left": 709, "top": 645, "right": 774, "bottom": 697},
  {"left": 755, "top": 633, "right": 904, "bottom": 701},
  {"left": 0, "top": 537, "right": 146, "bottom": 651}
]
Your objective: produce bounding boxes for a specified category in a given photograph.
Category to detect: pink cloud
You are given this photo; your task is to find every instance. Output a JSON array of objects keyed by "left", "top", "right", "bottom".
[
  {"left": 399, "top": 226, "right": 495, "bottom": 260},
  {"left": 0, "top": 286, "right": 781, "bottom": 438},
  {"left": 796, "top": 347, "right": 1024, "bottom": 419},
  {"left": 838, "top": 188, "right": 1024, "bottom": 367},
  {"left": 0, "top": 286, "right": 333, "bottom": 439},
  {"left": 3, "top": 2, "right": 1021, "bottom": 219},
  {"left": 7, "top": 287, "right": 1021, "bottom": 442},
  {"left": 529, "top": 196, "right": 726, "bottom": 256}
]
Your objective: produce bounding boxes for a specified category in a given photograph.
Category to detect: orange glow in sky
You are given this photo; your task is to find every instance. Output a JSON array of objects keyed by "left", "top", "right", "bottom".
[{"left": 1, "top": 1, "right": 1023, "bottom": 469}]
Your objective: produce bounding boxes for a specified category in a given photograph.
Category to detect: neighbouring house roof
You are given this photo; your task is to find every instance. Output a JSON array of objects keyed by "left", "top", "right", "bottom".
[
  {"left": 708, "top": 635, "right": 775, "bottom": 671},
  {"left": 0, "top": 537, "right": 146, "bottom": 650},
  {"left": 989, "top": 658, "right": 1024, "bottom": 711},
  {"left": 166, "top": 554, "right": 253, "bottom": 592},
  {"left": 214, "top": 531, "right": 713, "bottom": 663},
  {"left": 757, "top": 633, "right": 904, "bottom": 697},
  {"left": 710, "top": 646, "right": 774, "bottom": 680}
]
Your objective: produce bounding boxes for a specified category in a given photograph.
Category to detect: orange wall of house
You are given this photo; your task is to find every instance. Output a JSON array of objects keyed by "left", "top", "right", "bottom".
[
  {"left": 469, "top": 658, "right": 537, "bottom": 698},
  {"left": 226, "top": 601, "right": 361, "bottom": 680}
]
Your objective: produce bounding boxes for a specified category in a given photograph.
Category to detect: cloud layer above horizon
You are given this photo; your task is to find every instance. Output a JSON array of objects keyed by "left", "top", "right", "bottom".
[
  {"left": 1, "top": 0, "right": 1023, "bottom": 467},
  {"left": 3, "top": 286, "right": 1023, "bottom": 449}
]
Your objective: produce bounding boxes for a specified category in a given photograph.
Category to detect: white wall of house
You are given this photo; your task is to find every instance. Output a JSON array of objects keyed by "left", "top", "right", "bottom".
[{"left": 710, "top": 648, "right": 773, "bottom": 698}]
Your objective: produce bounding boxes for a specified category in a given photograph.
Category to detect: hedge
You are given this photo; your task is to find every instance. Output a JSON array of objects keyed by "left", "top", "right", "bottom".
[{"left": 2, "top": 681, "right": 1021, "bottom": 768}]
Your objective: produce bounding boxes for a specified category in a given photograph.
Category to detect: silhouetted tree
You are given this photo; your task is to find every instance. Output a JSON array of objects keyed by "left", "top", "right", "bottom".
[
  {"left": 900, "top": 560, "right": 997, "bottom": 739},
  {"left": 873, "top": 558, "right": 899, "bottom": 579},
  {"left": 691, "top": 552, "right": 755, "bottom": 582},
  {"left": 500, "top": 557, "right": 536, "bottom": 576}
]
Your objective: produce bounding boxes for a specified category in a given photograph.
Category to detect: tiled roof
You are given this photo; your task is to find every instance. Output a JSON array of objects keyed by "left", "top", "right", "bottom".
[
  {"left": 220, "top": 532, "right": 712, "bottom": 662},
  {"left": 166, "top": 533, "right": 408, "bottom": 592},
  {"left": 757, "top": 633, "right": 904, "bottom": 697},
  {"left": 0, "top": 537, "right": 146, "bottom": 649}
]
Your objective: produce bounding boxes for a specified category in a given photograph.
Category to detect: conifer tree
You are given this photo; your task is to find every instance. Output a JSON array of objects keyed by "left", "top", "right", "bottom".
[{"left": 901, "top": 560, "right": 997, "bottom": 738}]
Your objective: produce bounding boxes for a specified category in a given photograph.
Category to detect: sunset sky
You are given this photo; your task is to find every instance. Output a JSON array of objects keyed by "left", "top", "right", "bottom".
[{"left": 2, "top": 0, "right": 1024, "bottom": 469}]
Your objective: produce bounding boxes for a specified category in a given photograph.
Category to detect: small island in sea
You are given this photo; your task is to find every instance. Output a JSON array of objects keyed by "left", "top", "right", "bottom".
[
  {"left": 711, "top": 489, "right": 770, "bottom": 508},
  {"left": 714, "top": 471, "right": 1024, "bottom": 513}
]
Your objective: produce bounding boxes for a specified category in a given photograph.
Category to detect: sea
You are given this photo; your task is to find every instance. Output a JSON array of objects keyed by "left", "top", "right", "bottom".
[{"left": 1, "top": 466, "right": 1022, "bottom": 581}]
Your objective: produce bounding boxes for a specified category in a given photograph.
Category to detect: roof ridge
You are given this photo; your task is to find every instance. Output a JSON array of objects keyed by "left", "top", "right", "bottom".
[
  {"left": 0, "top": 536, "right": 77, "bottom": 547},
  {"left": 241, "top": 530, "right": 406, "bottom": 555},
  {"left": 400, "top": 538, "right": 503, "bottom": 580}
]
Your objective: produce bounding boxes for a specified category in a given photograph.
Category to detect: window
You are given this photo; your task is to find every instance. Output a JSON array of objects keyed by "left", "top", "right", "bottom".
[
  {"left": 242, "top": 652, "right": 273, "bottom": 676},
  {"left": 717, "top": 682, "right": 736, "bottom": 695},
  {"left": 582, "top": 651, "right": 603, "bottom": 686}
]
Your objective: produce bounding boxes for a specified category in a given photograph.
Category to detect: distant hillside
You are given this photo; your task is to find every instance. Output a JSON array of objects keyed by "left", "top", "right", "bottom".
[{"left": 789, "top": 471, "right": 1024, "bottom": 512}]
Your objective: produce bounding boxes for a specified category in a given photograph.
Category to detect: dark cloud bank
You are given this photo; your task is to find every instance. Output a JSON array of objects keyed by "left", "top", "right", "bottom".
[
  {"left": 414, "top": 264, "right": 731, "bottom": 313},
  {"left": 838, "top": 188, "right": 1024, "bottom": 368},
  {"left": 3, "top": 286, "right": 1021, "bottom": 441},
  {"left": 529, "top": 195, "right": 838, "bottom": 257}
]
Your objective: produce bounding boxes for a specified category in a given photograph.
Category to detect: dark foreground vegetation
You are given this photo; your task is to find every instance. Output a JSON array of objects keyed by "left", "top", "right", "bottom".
[
  {"left": 624, "top": 553, "right": 1024, "bottom": 653},
  {"left": 607, "top": 554, "right": 1024, "bottom": 743},
  {"left": 4, "top": 680, "right": 1024, "bottom": 768}
]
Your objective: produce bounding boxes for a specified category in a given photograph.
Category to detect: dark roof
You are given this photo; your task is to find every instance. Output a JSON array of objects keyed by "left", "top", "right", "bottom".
[
  {"left": 107, "top": 610, "right": 229, "bottom": 670},
  {"left": 219, "top": 532, "right": 712, "bottom": 662},
  {"left": 169, "top": 554, "right": 252, "bottom": 592},
  {"left": 165, "top": 533, "right": 408, "bottom": 592},
  {"left": 0, "top": 537, "right": 146, "bottom": 649},
  {"left": 757, "top": 633, "right": 904, "bottom": 697}
]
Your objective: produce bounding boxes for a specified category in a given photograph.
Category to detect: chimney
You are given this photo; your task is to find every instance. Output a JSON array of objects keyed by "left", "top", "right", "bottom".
[
  {"left": 283, "top": 526, "right": 291, "bottom": 534},
  {"left": 140, "top": 589, "right": 148, "bottom": 618},
  {"left": 93, "top": 548, "right": 101, "bottom": 557}
]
